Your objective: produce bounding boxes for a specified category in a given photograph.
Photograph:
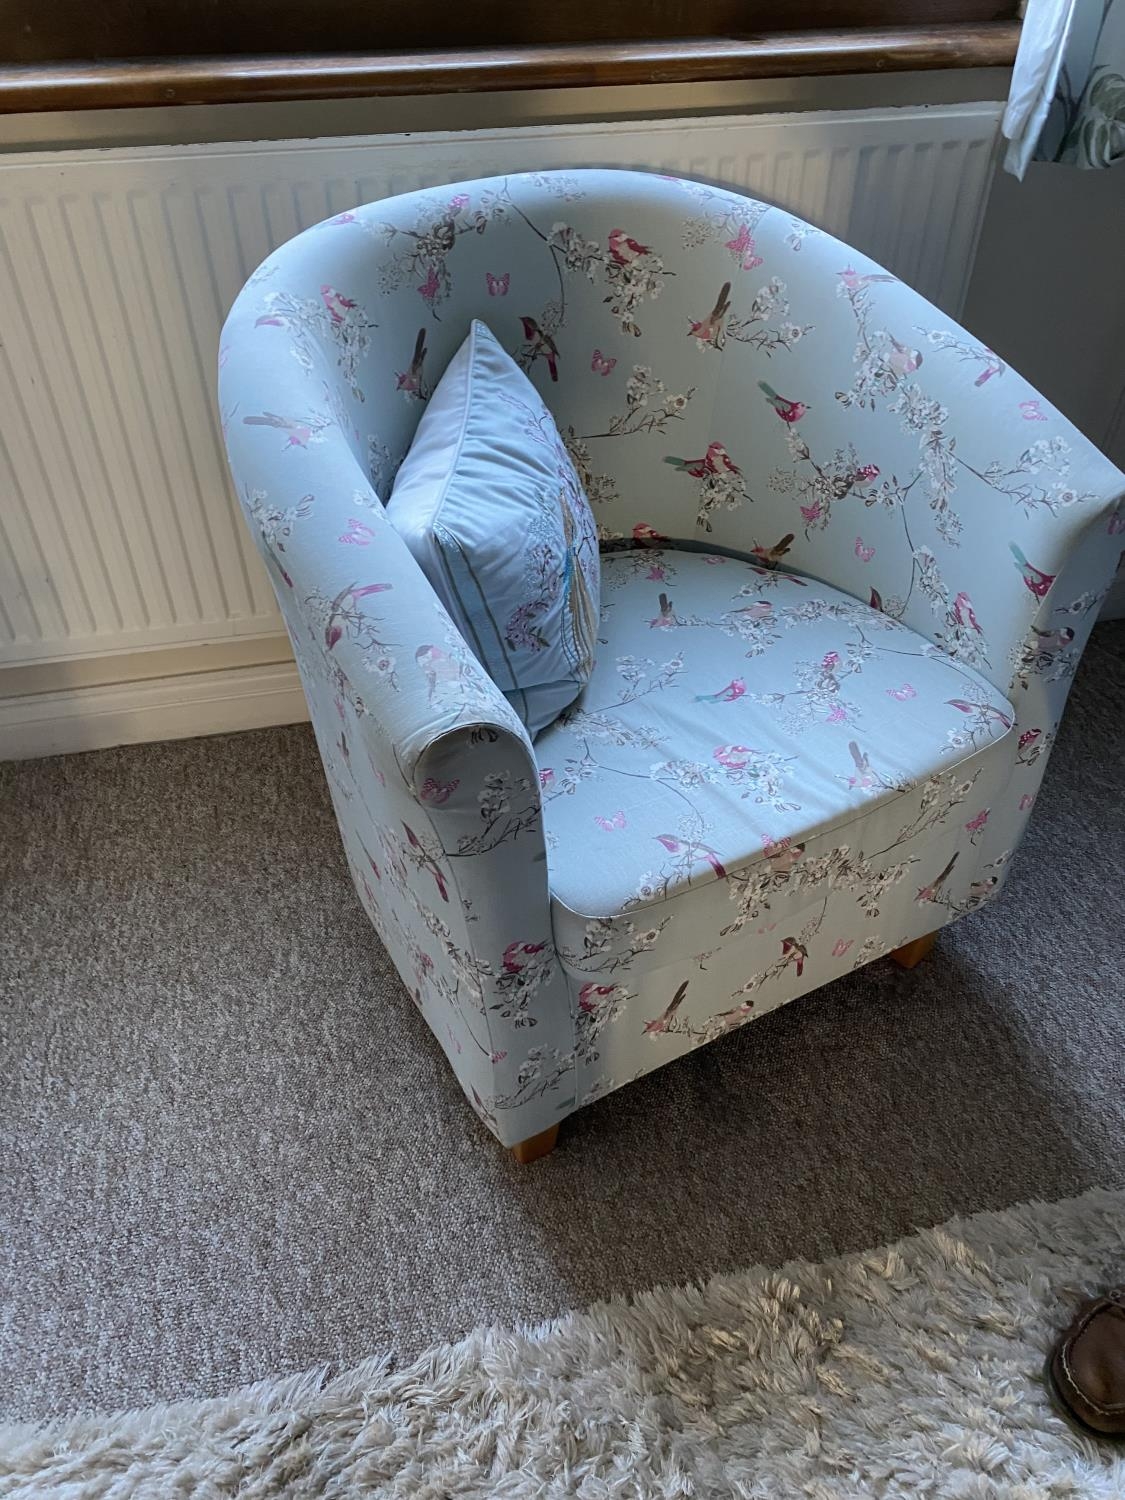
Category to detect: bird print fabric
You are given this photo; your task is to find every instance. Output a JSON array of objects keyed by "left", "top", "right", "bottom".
[{"left": 221, "top": 169, "right": 1125, "bottom": 1146}]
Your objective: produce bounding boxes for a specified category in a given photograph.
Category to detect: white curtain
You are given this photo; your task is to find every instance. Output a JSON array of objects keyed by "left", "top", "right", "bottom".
[{"left": 1003, "top": 0, "right": 1125, "bottom": 176}]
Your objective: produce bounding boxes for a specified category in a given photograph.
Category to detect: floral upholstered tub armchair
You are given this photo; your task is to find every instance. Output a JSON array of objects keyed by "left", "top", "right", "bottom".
[{"left": 220, "top": 170, "right": 1124, "bottom": 1162}]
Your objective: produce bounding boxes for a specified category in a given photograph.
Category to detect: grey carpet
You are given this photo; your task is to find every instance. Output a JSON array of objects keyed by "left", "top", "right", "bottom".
[{"left": 1, "top": 623, "right": 1123, "bottom": 1425}]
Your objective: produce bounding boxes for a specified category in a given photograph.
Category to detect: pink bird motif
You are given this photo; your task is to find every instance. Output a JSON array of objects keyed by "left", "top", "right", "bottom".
[
  {"left": 323, "top": 581, "right": 392, "bottom": 649},
  {"left": 633, "top": 522, "right": 669, "bottom": 545},
  {"left": 328, "top": 211, "right": 358, "bottom": 226},
  {"left": 694, "top": 678, "right": 746, "bottom": 704},
  {"left": 520, "top": 315, "right": 560, "bottom": 381},
  {"left": 485, "top": 271, "right": 510, "bottom": 296},
  {"left": 832, "top": 938, "right": 854, "bottom": 958},
  {"left": 644, "top": 980, "right": 690, "bottom": 1036},
  {"left": 502, "top": 940, "right": 547, "bottom": 975},
  {"left": 360, "top": 840, "right": 381, "bottom": 884},
  {"left": 952, "top": 591, "right": 983, "bottom": 633},
  {"left": 402, "top": 822, "right": 449, "bottom": 903},
  {"left": 846, "top": 740, "right": 875, "bottom": 789},
  {"left": 947, "top": 699, "right": 1013, "bottom": 730},
  {"left": 1020, "top": 399, "right": 1047, "bottom": 421},
  {"left": 649, "top": 592, "right": 678, "bottom": 629},
  {"left": 594, "top": 811, "right": 627, "bottom": 831},
  {"left": 887, "top": 335, "right": 923, "bottom": 377},
  {"left": 687, "top": 281, "right": 732, "bottom": 349},
  {"left": 800, "top": 501, "right": 822, "bottom": 526},
  {"left": 243, "top": 411, "right": 320, "bottom": 448},
  {"left": 645, "top": 563, "right": 667, "bottom": 581},
  {"left": 1018, "top": 728, "right": 1041, "bottom": 751},
  {"left": 713, "top": 743, "right": 756, "bottom": 771},
  {"left": 973, "top": 353, "right": 1004, "bottom": 386},
  {"left": 855, "top": 536, "right": 875, "bottom": 563},
  {"left": 854, "top": 463, "right": 880, "bottom": 483},
  {"left": 965, "top": 808, "right": 989, "bottom": 836},
  {"left": 579, "top": 982, "right": 618, "bottom": 1015},
  {"left": 1019, "top": 793, "right": 1035, "bottom": 811},
  {"left": 664, "top": 440, "right": 741, "bottom": 479},
  {"left": 655, "top": 835, "right": 727, "bottom": 879},
  {"left": 822, "top": 650, "right": 840, "bottom": 670},
  {"left": 320, "top": 284, "right": 358, "bottom": 324},
  {"left": 1010, "top": 542, "right": 1056, "bottom": 599},
  {"left": 415, "top": 643, "right": 463, "bottom": 701},
  {"left": 762, "top": 835, "right": 804, "bottom": 867},
  {"left": 886, "top": 683, "right": 917, "bottom": 702},
  {"left": 758, "top": 381, "right": 809, "bottom": 423},
  {"left": 724, "top": 222, "right": 763, "bottom": 270},
  {"left": 339, "top": 518, "right": 375, "bottom": 546},
  {"left": 826, "top": 704, "right": 849, "bottom": 724},
  {"left": 539, "top": 767, "right": 555, "bottom": 790},
  {"left": 418, "top": 265, "right": 441, "bottom": 305},
  {"left": 837, "top": 266, "right": 896, "bottom": 292},
  {"left": 729, "top": 599, "right": 774, "bottom": 625},
  {"left": 607, "top": 228, "right": 652, "bottom": 265},
  {"left": 916, "top": 852, "right": 958, "bottom": 905},
  {"left": 420, "top": 777, "right": 459, "bottom": 806},
  {"left": 780, "top": 936, "right": 807, "bottom": 977},
  {"left": 591, "top": 349, "right": 617, "bottom": 376},
  {"left": 395, "top": 328, "right": 428, "bottom": 399},
  {"left": 751, "top": 533, "right": 794, "bottom": 569}
]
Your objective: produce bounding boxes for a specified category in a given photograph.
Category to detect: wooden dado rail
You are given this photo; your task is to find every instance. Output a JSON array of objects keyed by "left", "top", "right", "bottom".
[{"left": 0, "top": 25, "right": 1021, "bottom": 113}]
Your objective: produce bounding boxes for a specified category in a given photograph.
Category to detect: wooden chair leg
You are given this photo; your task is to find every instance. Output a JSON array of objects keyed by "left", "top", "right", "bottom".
[
  {"left": 510, "top": 1124, "right": 560, "bottom": 1165},
  {"left": 890, "top": 931, "right": 938, "bottom": 970}
]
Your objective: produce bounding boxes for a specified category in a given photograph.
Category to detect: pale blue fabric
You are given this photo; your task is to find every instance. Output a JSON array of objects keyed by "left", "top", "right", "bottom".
[
  {"left": 540, "top": 549, "right": 1015, "bottom": 952},
  {"left": 386, "top": 321, "right": 599, "bottom": 736},
  {"left": 220, "top": 170, "right": 1125, "bottom": 1147}
]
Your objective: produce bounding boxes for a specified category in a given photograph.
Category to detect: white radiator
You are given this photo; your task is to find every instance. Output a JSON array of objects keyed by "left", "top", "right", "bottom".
[{"left": 0, "top": 104, "right": 1003, "bottom": 753}]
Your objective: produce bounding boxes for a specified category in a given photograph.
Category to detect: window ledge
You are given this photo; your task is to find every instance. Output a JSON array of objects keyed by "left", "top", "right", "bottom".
[{"left": 0, "top": 24, "right": 1020, "bottom": 114}]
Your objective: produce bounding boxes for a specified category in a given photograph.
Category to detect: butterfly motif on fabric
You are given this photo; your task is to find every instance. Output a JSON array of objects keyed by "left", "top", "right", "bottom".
[
  {"left": 339, "top": 518, "right": 375, "bottom": 546},
  {"left": 486, "top": 271, "right": 510, "bottom": 296},
  {"left": 594, "top": 811, "right": 627, "bottom": 831},
  {"left": 420, "top": 778, "right": 459, "bottom": 806}
]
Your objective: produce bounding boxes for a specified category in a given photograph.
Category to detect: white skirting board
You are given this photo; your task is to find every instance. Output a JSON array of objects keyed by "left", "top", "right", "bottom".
[
  {"left": 0, "top": 659, "right": 307, "bottom": 761},
  {"left": 0, "top": 104, "right": 1005, "bottom": 757}
]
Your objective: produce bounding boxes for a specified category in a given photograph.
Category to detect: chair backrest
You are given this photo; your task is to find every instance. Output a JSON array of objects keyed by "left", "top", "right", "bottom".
[{"left": 222, "top": 168, "right": 1125, "bottom": 704}]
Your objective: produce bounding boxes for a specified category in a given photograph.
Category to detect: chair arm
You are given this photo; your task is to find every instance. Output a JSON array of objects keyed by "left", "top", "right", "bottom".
[{"left": 222, "top": 405, "right": 576, "bottom": 1146}]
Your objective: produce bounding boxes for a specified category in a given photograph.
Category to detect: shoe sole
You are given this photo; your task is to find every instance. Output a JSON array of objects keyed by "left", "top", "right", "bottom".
[{"left": 1043, "top": 1350, "right": 1125, "bottom": 1444}]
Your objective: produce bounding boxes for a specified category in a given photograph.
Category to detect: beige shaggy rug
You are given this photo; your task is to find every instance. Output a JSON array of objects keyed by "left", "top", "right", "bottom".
[{"left": 2, "top": 1190, "right": 1123, "bottom": 1499}]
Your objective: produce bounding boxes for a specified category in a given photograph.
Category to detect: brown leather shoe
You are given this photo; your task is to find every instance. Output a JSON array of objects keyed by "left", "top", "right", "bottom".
[{"left": 1046, "top": 1286, "right": 1125, "bottom": 1440}]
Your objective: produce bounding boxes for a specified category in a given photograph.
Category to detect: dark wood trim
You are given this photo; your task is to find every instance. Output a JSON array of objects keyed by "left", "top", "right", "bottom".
[
  {"left": 0, "top": 25, "right": 1021, "bottom": 114},
  {"left": 0, "top": 3, "right": 1026, "bottom": 66}
]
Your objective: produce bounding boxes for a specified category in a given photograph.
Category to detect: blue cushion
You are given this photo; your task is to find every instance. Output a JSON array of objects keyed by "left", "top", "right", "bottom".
[{"left": 386, "top": 320, "right": 600, "bottom": 737}]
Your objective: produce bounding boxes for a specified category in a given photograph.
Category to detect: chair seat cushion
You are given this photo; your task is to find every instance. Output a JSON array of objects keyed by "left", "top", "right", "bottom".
[{"left": 539, "top": 548, "right": 1015, "bottom": 974}]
